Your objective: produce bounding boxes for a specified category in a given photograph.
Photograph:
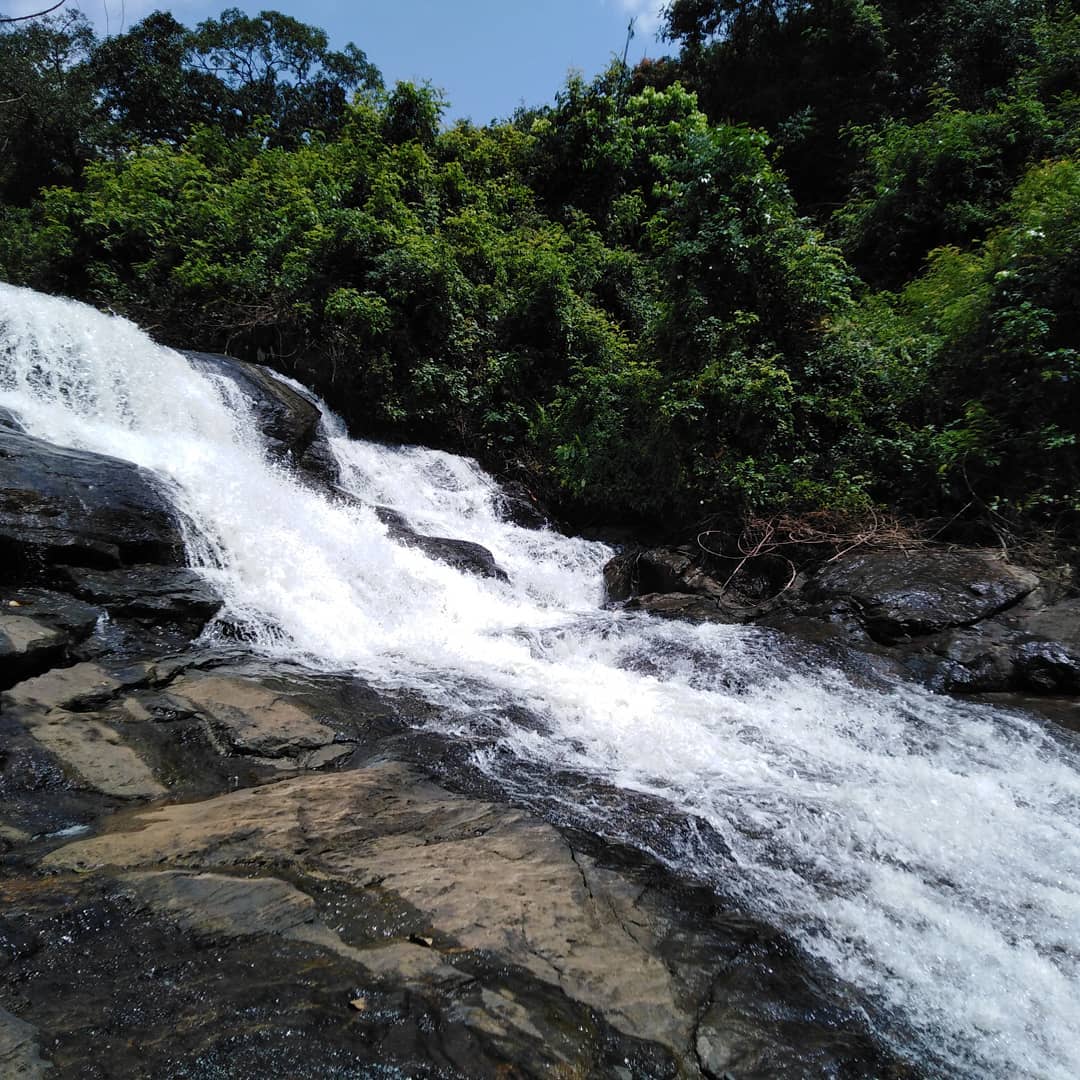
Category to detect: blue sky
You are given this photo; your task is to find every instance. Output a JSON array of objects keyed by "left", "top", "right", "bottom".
[{"left": 5, "top": 0, "right": 672, "bottom": 122}]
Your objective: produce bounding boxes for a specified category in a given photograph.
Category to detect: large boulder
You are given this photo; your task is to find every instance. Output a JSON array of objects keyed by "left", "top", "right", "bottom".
[
  {"left": 604, "top": 546, "right": 721, "bottom": 602},
  {"left": 405, "top": 534, "right": 509, "bottom": 582},
  {"left": 364, "top": 499, "right": 509, "bottom": 581},
  {"left": 0, "top": 428, "right": 185, "bottom": 582},
  {"left": 183, "top": 352, "right": 337, "bottom": 484},
  {"left": 804, "top": 549, "right": 1038, "bottom": 643}
]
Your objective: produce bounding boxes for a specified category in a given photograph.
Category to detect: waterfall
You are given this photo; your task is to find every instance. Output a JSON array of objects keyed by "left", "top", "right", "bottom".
[{"left": 2, "top": 282, "right": 1079, "bottom": 1079}]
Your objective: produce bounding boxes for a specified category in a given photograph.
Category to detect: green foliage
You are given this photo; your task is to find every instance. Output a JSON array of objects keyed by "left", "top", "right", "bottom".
[
  {"left": 0, "top": 11, "right": 97, "bottom": 204},
  {"left": 839, "top": 97, "right": 1055, "bottom": 285},
  {"left": 2, "top": 5, "right": 1080, "bottom": 530},
  {"left": 900, "top": 157, "right": 1080, "bottom": 514}
]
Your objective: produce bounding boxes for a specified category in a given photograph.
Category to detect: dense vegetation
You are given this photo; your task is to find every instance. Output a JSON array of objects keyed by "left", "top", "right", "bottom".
[{"left": 2, "top": 2, "right": 1078, "bottom": 532}]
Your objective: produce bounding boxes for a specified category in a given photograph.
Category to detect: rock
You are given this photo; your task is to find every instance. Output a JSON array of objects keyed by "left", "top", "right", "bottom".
[
  {"left": 43, "top": 765, "right": 685, "bottom": 1052},
  {"left": 405, "top": 534, "right": 509, "bottom": 581},
  {"left": 3, "top": 661, "right": 147, "bottom": 713},
  {"left": 40, "top": 761, "right": 903, "bottom": 1076},
  {"left": 904, "top": 621, "right": 1024, "bottom": 693},
  {"left": 20, "top": 711, "right": 166, "bottom": 799},
  {"left": 0, "top": 428, "right": 184, "bottom": 583},
  {"left": 0, "top": 1007, "right": 51, "bottom": 1079},
  {"left": 0, "top": 591, "right": 105, "bottom": 689},
  {"left": 604, "top": 546, "right": 727, "bottom": 603},
  {"left": 1014, "top": 639, "right": 1080, "bottom": 694},
  {"left": 625, "top": 592, "right": 745, "bottom": 623},
  {"left": 5, "top": 589, "right": 102, "bottom": 641},
  {"left": 58, "top": 564, "right": 222, "bottom": 634},
  {"left": 342, "top": 496, "right": 509, "bottom": 581},
  {"left": 805, "top": 549, "right": 1038, "bottom": 643},
  {"left": 166, "top": 672, "right": 337, "bottom": 757},
  {"left": 184, "top": 352, "right": 338, "bottom": 485},
  {"left": 493, "top": 479, "right": 550, "bottom": 530},
  {"left": 0, "top": 407, "right": 24, "bottom": 432},
  {"left": 0, "top": 615, "right": 66, "bottom": 689},
  {"left": 371, "top": 503, "right": 412, "bottom": 537}
]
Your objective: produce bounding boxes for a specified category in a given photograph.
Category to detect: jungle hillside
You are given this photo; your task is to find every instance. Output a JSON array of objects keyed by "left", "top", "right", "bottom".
[{"left": 2, "top": 0, "right": 1078, "bottom": 539}]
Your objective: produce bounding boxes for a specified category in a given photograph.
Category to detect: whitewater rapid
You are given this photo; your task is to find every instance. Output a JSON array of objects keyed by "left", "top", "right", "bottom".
[{"left": 2, "top": 283, "right": 1079, "bottom": 1079}]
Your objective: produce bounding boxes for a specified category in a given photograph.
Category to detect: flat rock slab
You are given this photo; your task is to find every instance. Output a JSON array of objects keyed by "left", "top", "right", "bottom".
[
  {"left": 45, "top": 762, "right": 684, "bottom": 1054},
  {"left": 807, "top": 549, "right": 1038, "bottom": 641},
  {"left": 0, "top": 1007, "right": 51, "bottom": 1079},
  {"left": 22, "top": 711, "right": 166, "bottom": 799},
  {"left": 166, "top": 673, "right": 337, "bottom": 757},
  {"left": 3, "top": 661, "right": 147, "bottom": 713}
]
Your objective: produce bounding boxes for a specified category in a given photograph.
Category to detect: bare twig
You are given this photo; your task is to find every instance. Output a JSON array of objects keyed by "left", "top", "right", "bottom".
[{"left": 0, "top": 0, "right": 65, "bottom": 23}]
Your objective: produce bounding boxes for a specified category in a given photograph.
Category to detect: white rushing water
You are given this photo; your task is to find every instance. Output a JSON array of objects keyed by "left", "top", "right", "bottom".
[{"left": 3, "top": 283, "right": 1080, "bottom": 1078}]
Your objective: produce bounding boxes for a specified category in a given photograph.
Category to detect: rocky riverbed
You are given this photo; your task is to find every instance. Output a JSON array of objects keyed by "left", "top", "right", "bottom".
[
  {"left": 0, "top": 353, "right": 921, "bottom": 1079},
  {"left": 3, "top": 338, "right": 1078, "bottom": 1078}
]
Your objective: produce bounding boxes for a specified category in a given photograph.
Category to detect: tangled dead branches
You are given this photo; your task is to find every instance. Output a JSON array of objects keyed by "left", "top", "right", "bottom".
[{"left": 696, "top": 509, "right": 927, "bottom": 600}]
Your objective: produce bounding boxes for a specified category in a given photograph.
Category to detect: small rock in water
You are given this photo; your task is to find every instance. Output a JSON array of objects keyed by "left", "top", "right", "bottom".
[{"left": 349, "top": 997, "right": 368, "bottom": 1012}]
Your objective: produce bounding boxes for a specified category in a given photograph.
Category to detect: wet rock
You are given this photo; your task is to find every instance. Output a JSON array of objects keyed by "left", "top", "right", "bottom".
[
  {"left": 184, "top": 352, "right": 337, "bottom": 485},
  {"left": 626, "top": 592, "right": 745, "bottom": 623},
  {"left": 0, "top": 428, "right": 184, "bottom": 583},
  {"left": 904, "top": 621, "right": 1024, "bottom": 693},
  {"left": 3, "top": 661, "right": 148, "bottom": 714},
  {"left": 45, "top": 765, "right": 691, "bottom": 1057},
  {"left": 4, "top": 589, "right": 102, "bottom": 640},
  {"left": 1013, "top": 639, "right": 1080, "bottom": 694},
  {"left": 0, "top": 615, "right": 66, "bottom": 689},
  {"left": 0, "top": 407, "right": 24, "bottom": 432},
  {"left": 805, "top": 549, "right": 1038, "bottom": 643},
  {"left": 494, "top": 478, "right": 550, "bottom": 529},
  {"left": 405, "top": 534, "right": 509, "bottom": 581},
  {"left": 166, "top": 672, "right": 337, "bottom": 757},
  {"left": 344, "top": 497, "right": 510, "bottom": 581},
  {"left": 604, "top": 546, "right": 722, "bottom": 602},
  {"left": 19, "top": 711, "right": 166, "bottom": 800},
  {"left": 0, "top": 875, "right": 673, "bottom": 1080},
  {"left": 371, "top": 502, "right": 413, "bottom": 537},
  {"left": 0, "top": 1007, "right": 51, "bottom": 1079},
  {"left": 57, "top": 564, "right": 222, "bottom": 634},
  {"left": 40, "top": 761, "right": 904, "bottom": 1077}
]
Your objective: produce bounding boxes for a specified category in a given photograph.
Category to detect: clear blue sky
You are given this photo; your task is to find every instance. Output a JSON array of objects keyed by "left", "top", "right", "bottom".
[{"left": 7, "top": 0, "right": 672, "bottom": 122}]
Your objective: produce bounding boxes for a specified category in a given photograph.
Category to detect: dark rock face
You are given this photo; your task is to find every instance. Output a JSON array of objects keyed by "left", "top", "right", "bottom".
[
  {"left": 605, "top": 545, "right": 723, "bottom": 602},
  {"left": 183, "top": 352, "right": 338, "bottom": 485},
  {"left": 405, "top": 534, "right": 509, "bottom": 581},
  {"left": 58, "top": 565, "right": 222, "bottom": 635},
  {"left": 606, "top": 542, "right": 1080, "bottom": 701},
  {"left": 805, "top": 549, "right": 1038, "bottom": 643},
  {"left": 0, "top": 429, "right": 184, "bottom": 582},
  {"left": 494, "top": 478, "right": 550, "bottom": 530},
  {"left": 365, "top": 499, "right": 509, "bottom": 581},
  {"left": 626, "top": 592, "right": 743, "bottom": 623}
]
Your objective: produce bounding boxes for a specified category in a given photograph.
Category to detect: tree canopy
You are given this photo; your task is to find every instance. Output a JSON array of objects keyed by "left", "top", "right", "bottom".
[{"left": 2, "top": 4, "right": 1079, "bottom": 532}]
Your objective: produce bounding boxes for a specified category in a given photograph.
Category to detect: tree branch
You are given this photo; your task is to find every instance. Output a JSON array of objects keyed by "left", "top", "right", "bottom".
[{"left": 0, "top": 0, "right": 66, "bottom": 23}]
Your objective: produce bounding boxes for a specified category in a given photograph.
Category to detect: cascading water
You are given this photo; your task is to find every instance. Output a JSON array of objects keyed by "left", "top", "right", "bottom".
[{"left": 2, "top": 282, "right": 1079, "bottom": 1079}]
